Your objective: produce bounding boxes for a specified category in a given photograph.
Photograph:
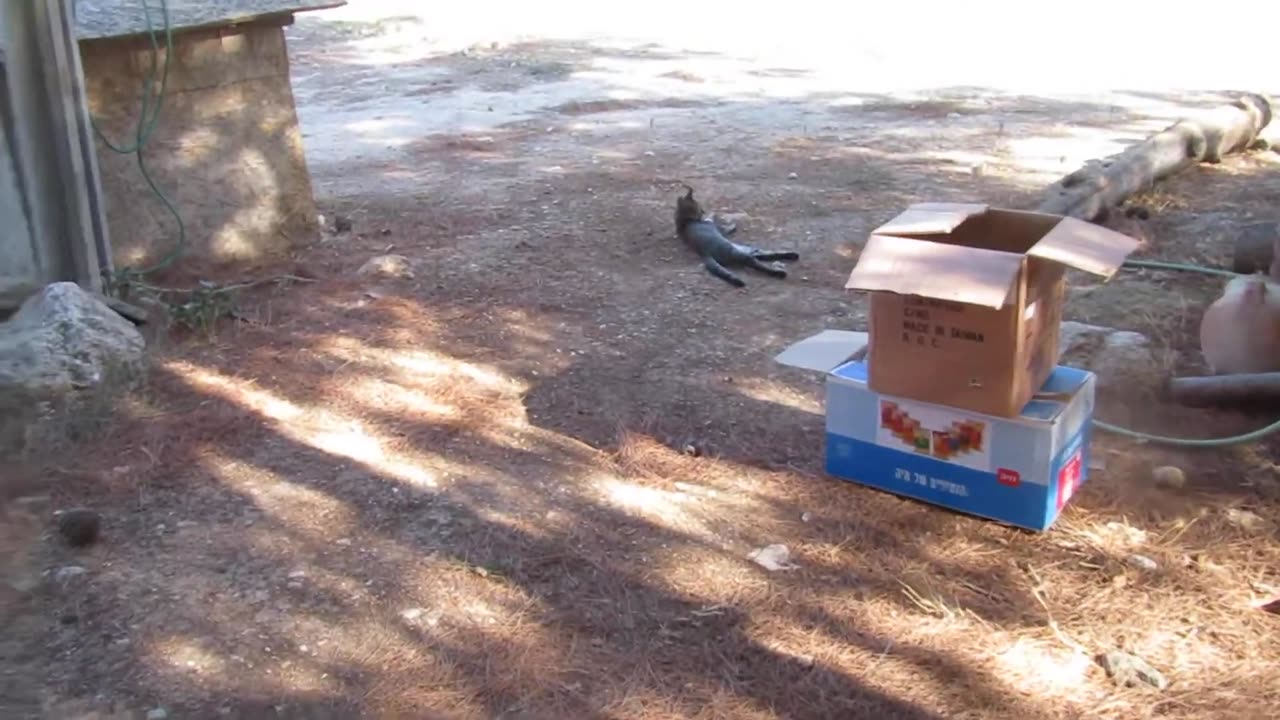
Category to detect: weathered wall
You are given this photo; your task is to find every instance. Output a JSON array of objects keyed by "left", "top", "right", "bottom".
[
  {"left": 0, "top": 82, "right": 38, "bottom": 287},
  {"left": 2, "top": 1, "right": 66, "bottom": 295},
  {"left": 0, "top": 3, "right": 39, "bottom": 290},
  {"left": 81, "top": 20, "right": 319, "bottom": 270}
]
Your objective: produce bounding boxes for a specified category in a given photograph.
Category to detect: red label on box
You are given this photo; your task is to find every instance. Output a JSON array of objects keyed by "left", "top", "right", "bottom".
[
  {"left": 996, "top": 468, "right": 1020, "bottom": 487},
  {"left": 1056, "top": 450, "right": 1082, "bottom": 509}
]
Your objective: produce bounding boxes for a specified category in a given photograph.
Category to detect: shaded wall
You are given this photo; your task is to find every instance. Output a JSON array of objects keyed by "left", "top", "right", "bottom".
[
  {"left": 2, "top": 0, "right": 109, "bottom": 309},
  {"left": 0, "top": 82, "right": 38, "bottom": 287},
  {"left": 1, "top": 1, "right": 48, "bottom": 295},
  {"left": 81, "top": 19, "right": 319, "bottom": 270}
]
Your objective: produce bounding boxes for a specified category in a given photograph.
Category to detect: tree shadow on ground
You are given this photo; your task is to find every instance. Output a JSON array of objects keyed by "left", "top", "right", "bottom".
[
  {"left": 15, "top": 259, "right": 1275, "bottom": 717},
  {"left": 14, "top": 353, "right": 1042, "bottom": 719}
]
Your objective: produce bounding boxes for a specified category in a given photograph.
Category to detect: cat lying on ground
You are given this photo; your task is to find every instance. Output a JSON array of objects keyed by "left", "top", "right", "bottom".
[{"left": 674, "top": 186, "right": 799, "bottom": 288}]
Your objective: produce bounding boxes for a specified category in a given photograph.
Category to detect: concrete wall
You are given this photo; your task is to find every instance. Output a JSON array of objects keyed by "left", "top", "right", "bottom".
[
  {"left": 0, "top": 70, "right": 39, "bottom": 287},
  {"left": 1, "top": 0, "right": 66, "bottom": 296},
  {"left": 1, "top": 0, "right": 110, "bottom": 308},
  {"left": 82, "top": 20, "right": 320, "bottom": 270}
]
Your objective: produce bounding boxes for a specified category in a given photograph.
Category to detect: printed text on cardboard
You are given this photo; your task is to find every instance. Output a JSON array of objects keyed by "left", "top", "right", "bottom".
[{"left": 900, "top": 297, "right": 986, "bottom": 349}]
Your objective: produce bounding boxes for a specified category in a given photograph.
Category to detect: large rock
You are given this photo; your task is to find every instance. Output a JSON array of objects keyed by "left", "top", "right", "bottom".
[
  {"left": 0, "top": 283, "right": 146, "bottom": 458},
  {"left": 1059, "top": 321, "right": 1160, "bottom": 396}
]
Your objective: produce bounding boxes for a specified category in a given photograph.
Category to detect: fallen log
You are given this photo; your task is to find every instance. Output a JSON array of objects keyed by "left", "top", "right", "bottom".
[
  {"left": 1036, "top": 94, "right": 1273, "bottom": 222},
  {"left": 1168, "top": 372, "right": 1280, "bottom": 407}
]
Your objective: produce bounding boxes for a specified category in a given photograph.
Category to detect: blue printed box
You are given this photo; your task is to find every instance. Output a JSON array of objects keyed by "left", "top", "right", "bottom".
[{"left": 776, "top": 331, "right": 1095, "bottom": 532}]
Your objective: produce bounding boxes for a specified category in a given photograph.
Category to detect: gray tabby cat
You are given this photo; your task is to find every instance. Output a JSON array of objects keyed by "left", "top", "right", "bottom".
[{"left": 674, "top": 186, "right": 799, "bottom": 288}]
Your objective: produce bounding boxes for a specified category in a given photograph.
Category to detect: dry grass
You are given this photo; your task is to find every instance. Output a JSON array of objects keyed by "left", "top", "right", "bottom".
[{"left": 1127, "top": 188, "right": 1189, "bottom": 213}]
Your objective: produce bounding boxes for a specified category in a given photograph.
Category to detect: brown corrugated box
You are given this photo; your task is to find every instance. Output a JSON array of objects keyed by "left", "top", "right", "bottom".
[{"left": 845, "top": 203, "right": 1139, "bottom": 417}]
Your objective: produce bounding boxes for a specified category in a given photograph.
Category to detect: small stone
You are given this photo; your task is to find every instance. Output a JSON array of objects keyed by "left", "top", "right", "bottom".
[
  {"left": 146, "top": 708, "right": 169, "bottom": 720},
  {"left": 357, "top": 254, "right": 414, "bottom": 280},
  {"left": 1098, "top": 650, "right": 1168, "bottom": 690},
  {"left": 401, "top": 608, "right": 425, "bottom": 621},
  {"left": 335, "top": 538, "right": 352, "bottom": 546},
  {"left": 800, "top": 512, "right": 813, "bottom": 523},
  {"left": 333, "top": 215, "right": 353, "bottom": 233},
  {"left": 787, "top": 172, "right": 799, "bottom": 179},
  {"left": 1225, "top": 508, "right": 1268, "bottom": 532},
  {"left": 54, "top": 565, "right": 88, "bottom": 581},
  {"left": 1103, "top": 521, "right": 1148, "bottom": 546},
  {"left": 1126, "top": 554, "right": 1158, "bottom": 571},
  {"left": 57, "top": 508, "right": 101, "bottom": 548},
  {"left": 643, "top": 151, "right": 655, "bottom": 157},
  {"left": 682, "top": 443, "right": 701, "bottom": 457},
  {"left": 287, "top": 570, "right": 306, "bottom": 579},
  {"left": 380, "top": 228, "right": 392, "bottom": 236},
  {"left": 1151, "top": 466, "right": 1186, "bottom": 489},
  {"left": 748, "top": 544, "right": 797, "bottom": 571}
]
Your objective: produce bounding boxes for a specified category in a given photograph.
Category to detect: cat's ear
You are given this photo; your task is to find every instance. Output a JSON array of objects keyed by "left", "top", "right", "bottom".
[{"left": 681, "top": 184, "right": 694, "bottom": 200}]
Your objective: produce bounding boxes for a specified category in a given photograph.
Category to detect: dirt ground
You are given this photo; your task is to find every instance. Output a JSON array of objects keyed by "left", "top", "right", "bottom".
[{"left": 4, "top": 8, "right": 1280, "bottom": 720}]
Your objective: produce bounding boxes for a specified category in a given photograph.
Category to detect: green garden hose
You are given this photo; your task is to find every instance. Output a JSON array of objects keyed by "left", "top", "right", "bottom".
[{"left": 90, "top": 0, "right": 186, "bottom": 281}]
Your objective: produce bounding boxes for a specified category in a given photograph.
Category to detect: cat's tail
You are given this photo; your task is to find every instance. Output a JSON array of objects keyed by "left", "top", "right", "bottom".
[
  {"left": 703, "top": 256, "right": 746, "bottom": 288},
  {"left": 753, "top": 251, "right": 800, "bottom": 262}
]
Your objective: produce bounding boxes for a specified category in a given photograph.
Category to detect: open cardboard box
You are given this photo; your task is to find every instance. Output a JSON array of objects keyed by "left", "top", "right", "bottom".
[
  {"left": 845, "top": 203, "right": 1138, "bottom": 417},
  {"left": 775, "top": 330, "right": 1095, "bottom": 532}
]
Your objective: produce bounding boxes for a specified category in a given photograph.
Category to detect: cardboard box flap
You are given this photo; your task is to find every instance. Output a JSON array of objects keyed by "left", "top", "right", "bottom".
[
  {"left": 1027, "top": 217, "right": 1141, "bottom": 277},
  {"left": 845, "top": 234, "right": 1023, "bottom": 309},
  {"left": 774, "top": 330, "right": 870, "bottom": 373},
  {"left": 872, "top": 203, "right": 989, "bottom": 236}
]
